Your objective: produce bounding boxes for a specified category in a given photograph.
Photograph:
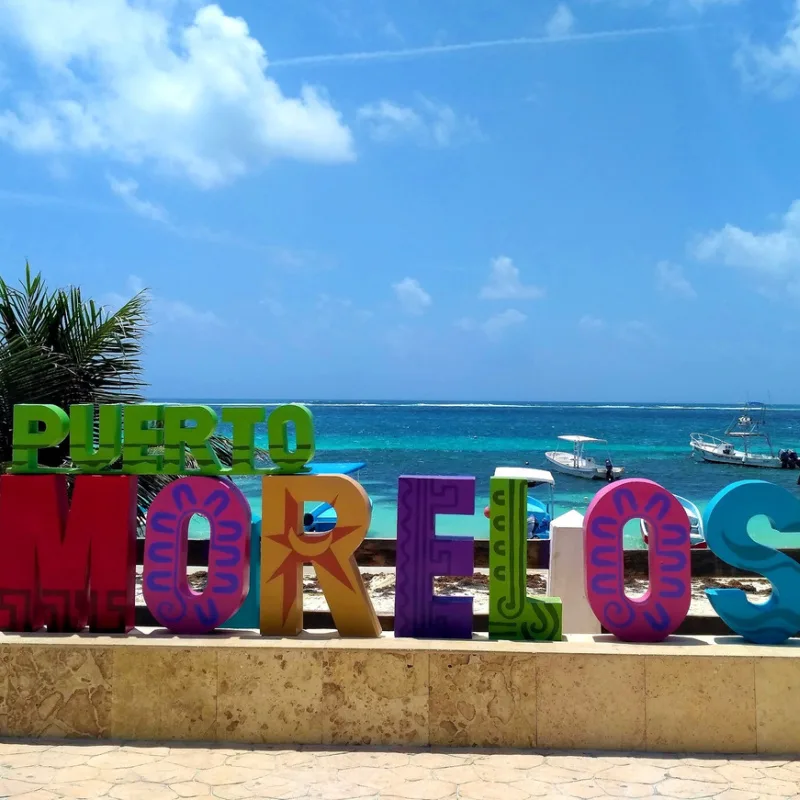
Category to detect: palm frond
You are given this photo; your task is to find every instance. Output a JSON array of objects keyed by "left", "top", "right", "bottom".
[{"left": 0, "top": 264, "right": 267, "bottom": 527}]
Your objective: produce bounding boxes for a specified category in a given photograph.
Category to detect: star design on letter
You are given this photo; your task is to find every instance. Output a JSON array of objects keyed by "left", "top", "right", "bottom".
[{"left": 264, "top": 490, "right": 362, "bottom": 623}]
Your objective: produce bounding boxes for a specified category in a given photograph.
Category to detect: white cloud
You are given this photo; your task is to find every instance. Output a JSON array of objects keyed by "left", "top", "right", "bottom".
[
  {"left": 315, "top": 293, "right": 373, "bottom": 321},
  {"left": 619, "top": 319, "right": 656, "bottom": 343},
  {"left": 0, "top": 1, "right": 355, "bottom": 187},
  {"left": 392, "top": 278, "right": 432, "bottom": 315},
  {"left": 579, "top": 314, "right": 606, "bottom": 332},
  {"left": 480, "top": 256, "right": 545, "bottom": 300},
  {"left": 456, "top": 308, "right": 530, "bottom": 341},
  {"left": 655, "top": 260, "right": 697, "bottom": 299},
  {"left": 0, "top": 183, "right": 334, "bottom": 272},
  {"left": 482, "top": 309, "right": 527, "bottom": 342},
  {"left": 382, "top": 19, "right": 404, "bottom": 43},
  {"left": 358, "top": 102, "right": 420, "bottom": 142},
  {"left": 577, "top": 313, "right": 657, "bottom": 342},
  {"left": 107, "top": 175, "right": 168, "bottom": 223},
  {"left": 158, "top": 297, "right": 223, "bottom": 326},
  {"left": 692, "top": 201, "right": 800, "bottom": 277},
  {"left": 597, "top": 0, "right": 744, "bottom": 8},
  {"left": 357, "top": 95, "right": 480, "bottom": 147},
  {"left": 546, "top": 4, "right": 575, "bottom": 39},
  {"left": 736, "top": 1, "right": 800, "bottom": 95},
  {"left": 260, "top": 297, "right": 285, "bottom": 318},
  {"left": 106, "top": 274, "right": 222, "bottom": 327},
  {"left": 454, "top": 317, "right": 476, "bottom": 331}
]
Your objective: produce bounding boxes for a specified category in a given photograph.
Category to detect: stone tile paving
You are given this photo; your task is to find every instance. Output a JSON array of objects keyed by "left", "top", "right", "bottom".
[{"left": 0, "top": 742, "right": 797, "bottom": 799}]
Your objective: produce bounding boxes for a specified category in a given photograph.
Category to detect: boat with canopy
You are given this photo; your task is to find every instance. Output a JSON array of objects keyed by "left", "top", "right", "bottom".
[
  {"left": 640, "top": 495, "right": 707, "bottom": 550},
  {"left": 545, "top": 435, "right": 624, "bottom": 480},
  {"left": 689, "top": 403, "right": 792, "bottom": 469},
  {"left": 302, "top": 462, "right": 369, "bottom": 532},
  {"left": 484, "top": 466, "right": 556, "bottom": 539}
]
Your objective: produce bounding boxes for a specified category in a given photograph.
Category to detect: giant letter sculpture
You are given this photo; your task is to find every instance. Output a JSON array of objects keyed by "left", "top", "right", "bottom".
[
  {"left": 260, "top": 474, "right": 380, "bottom": 637},
  {"left": 226, "top": 517, "right": 263, "bottom": 629},
  {"left": 584, "top": 478, "right": 691, "bottom": 642},
  {"left": 488, "top": 476, "right": 563, "bottom": 641},
  {"left": 10, "top": 404, "right": 71, "bottom": 473},
  {"left": 0, "top": 474, "right": 137, "bottom": 632},
  {"left": 69, "top": 404, "right": 122, "bottom": 472},
  {"left": 143, "top": 477, "right": 250, "bottom": 634},
  {"left": 267, "top": 404, "right": 315, "bottom": 473},
  {"left": 123, "top": 404, "right": 164, "bottom": 474},
  {"left": 704, "top": 480, "right": 800, "bottom": 644},
  {"left": 163, "top": 405, "right": 223, "bottom": 475},
  {"left": 394, "top": 476, "right": 475, "bottom": 639}
]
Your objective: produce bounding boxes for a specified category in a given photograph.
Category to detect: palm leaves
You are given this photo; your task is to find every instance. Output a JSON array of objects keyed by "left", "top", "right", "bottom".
[
  {"left": 0, "top": 263, "right": 149, "bottom": 469},
  {"left": 0, "top": 264, "right": 254, "bottom": 529}
]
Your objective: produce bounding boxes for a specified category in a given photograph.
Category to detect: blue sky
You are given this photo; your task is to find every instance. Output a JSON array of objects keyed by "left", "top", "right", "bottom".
[{"left": 1, "top": 0, "right": 799, "bottom": 402}]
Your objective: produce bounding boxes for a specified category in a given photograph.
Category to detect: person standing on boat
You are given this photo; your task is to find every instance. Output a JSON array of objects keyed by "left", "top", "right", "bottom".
[{"left": 605, "top": 458, "right": 614, "bottom": 482}]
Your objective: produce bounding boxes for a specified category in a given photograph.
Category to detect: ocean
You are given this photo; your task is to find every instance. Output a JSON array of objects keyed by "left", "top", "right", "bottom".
[{"left": 172, "top": 401, "right": 800, "bottom": 549}]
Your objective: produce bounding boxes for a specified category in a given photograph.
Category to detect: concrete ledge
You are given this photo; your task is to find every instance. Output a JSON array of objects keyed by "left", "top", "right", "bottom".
[{"left": 0, "top": 632, "right": 798, "bottom": 754}]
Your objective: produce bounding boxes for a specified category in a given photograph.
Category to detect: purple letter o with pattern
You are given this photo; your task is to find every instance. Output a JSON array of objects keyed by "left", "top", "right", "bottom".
[
  {"left": 394, "top": 475, "right": 475, "bottom": 639},
  {"left": 143, "top": 477, "right": 251, "bottom": 634},
  {"left": 584, "top": 478, "right": 691, "bottom": 642}
]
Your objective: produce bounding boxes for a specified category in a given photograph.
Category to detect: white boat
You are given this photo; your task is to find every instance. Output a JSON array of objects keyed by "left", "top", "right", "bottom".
[
  {"left": 484, "top": 467, "right": 555, "bottom": 539},
  {"left": 690, "top": 403, "right": 790, "bottom": 469},
  {"left": 640, "top": 495, "right": 707, "bottom": 550},
  {"left": 544, "top": 435, "right": 625, "bottom": 480}
]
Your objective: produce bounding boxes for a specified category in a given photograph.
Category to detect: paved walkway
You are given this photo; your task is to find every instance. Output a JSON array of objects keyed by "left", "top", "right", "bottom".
[{"left": 0, "top": 742, "right": 797, "bottom": 799}]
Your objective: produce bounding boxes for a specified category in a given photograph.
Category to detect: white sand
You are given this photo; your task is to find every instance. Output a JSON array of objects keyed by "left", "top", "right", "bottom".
[{"left": 135, "top": 567, "right": 771, "bottom": 617}]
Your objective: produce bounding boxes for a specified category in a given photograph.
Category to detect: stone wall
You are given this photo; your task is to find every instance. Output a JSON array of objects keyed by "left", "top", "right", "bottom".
[{"left": 0, "top": 633, "right": 797, "bottom": 753}]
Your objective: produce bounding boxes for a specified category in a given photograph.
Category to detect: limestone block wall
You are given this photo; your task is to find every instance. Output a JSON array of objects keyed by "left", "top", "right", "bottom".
[{"left": 0, "top": 633, "right": 797, "bottom": 754}]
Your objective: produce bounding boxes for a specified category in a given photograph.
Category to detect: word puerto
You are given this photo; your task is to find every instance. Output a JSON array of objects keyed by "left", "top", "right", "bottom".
[{"left": 2, "top": 404, "right": 799, "bottom": 646}]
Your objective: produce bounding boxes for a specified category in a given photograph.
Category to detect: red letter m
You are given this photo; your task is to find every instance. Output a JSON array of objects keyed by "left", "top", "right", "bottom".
[{"left": 0, "top": 475, "right": 137, "bottom": 633}]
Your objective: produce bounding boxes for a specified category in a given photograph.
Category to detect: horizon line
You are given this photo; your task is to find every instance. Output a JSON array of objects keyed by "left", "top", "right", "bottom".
[
  {"left": 269, "top": 24, "right": 699, "bottom": 68},
  {"left": 146, "top": 399, "right": 781, "bottom": 406}
]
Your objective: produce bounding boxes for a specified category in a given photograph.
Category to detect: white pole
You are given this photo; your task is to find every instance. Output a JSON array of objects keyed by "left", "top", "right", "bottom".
[{"left": 547, "top": 509, "right": 601, "bottom": 634}]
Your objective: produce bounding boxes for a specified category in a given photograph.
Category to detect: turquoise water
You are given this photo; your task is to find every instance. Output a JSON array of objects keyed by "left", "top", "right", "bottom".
[{"left": 167, "top": 401, "right": 800, "bottom": 549}]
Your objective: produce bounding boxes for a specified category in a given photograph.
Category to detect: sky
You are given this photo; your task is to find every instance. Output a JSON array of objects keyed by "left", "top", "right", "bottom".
[{"left": 0, "top": 0, "right": 800, "bottom": 403}]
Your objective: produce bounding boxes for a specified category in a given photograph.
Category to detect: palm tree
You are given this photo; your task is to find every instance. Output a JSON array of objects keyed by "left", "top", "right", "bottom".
[{"left": 0, "top": 264, "right": 248, "bottom": 529}]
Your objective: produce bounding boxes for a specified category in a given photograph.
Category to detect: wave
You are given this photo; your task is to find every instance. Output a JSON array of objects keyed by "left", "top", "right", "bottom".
[
  {"left": 301, "top": 402, "right": 528, "bottom": 408},
  {"left": 152, "top": 399, "right": 800, "bottom": 412},
  {"left": 301, "top": 402, "right": 800, "bottom": 412}
]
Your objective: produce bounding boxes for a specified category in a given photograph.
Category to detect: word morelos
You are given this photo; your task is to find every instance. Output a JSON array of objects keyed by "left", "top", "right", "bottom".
[{"left": 3, "top": 403, "right": 800, "bottom": 645}]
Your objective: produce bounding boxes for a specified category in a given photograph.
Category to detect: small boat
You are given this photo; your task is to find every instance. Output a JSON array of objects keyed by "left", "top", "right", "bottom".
[
  {"left": 485, "top": 467, "right": 556, "bottom": 539},
  {"left": 545, "top": 435, "right": 625, "bottom": 480},
  {"left": 640, "top": 495, "right": 707, "bottom": 550},
  {"left": 303, "top": 461, "right": 369, "bottom": 532},
  {"left": 690, "top": 402, "right": 792, "bottom": 469}
]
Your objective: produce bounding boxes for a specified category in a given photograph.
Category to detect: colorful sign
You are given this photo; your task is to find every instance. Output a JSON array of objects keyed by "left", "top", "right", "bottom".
[
  {"left": 584, "top": 479, "right": 690, "bottom": 642},
  {"left": 1, "top": 403, "right": 798, "bottom": 644},
  {"left": 488, "top": 476, "right": 563, "bottom": 640}
]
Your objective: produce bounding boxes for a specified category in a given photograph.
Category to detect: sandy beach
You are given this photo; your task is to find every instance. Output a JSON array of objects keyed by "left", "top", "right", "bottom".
[{"left": 135, "top": 567, "right": 771, "bottom": 618}]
